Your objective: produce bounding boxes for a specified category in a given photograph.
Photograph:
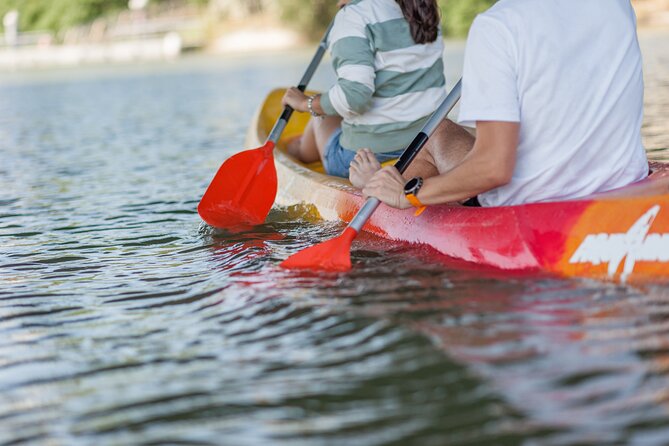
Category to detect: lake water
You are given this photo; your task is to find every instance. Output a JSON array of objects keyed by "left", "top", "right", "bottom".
[{"left": 1, "top": 33, "right": 668, "bottom": 445}]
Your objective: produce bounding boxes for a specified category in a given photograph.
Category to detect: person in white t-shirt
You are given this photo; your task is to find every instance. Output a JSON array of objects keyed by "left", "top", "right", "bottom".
[{"left": 355, "top": 0, "right": 649, "bottom": 210}]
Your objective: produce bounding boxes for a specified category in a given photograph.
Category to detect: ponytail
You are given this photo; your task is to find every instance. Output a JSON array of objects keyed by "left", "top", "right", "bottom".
[{"left": 395, "top": 0, "right": 441, "bottom": 44}]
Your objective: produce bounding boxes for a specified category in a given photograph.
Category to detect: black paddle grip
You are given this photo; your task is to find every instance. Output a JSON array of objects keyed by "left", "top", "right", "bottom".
[
  {"left": 279, "top": 83, "right": 308, "bottom": 123},
  {"left": 394, "top": 132, "right": 430, "bottom": 174},
  {"left": 279, "top": 77, "right": 312, "bottom": 123},
  {"left": 280, "top": 107, "right": 294, "bottom": 123}
]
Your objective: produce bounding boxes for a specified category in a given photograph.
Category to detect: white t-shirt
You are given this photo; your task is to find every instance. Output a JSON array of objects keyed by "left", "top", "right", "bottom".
[{"left": 458, "top": 0, "right": 649, "bottom": 207}]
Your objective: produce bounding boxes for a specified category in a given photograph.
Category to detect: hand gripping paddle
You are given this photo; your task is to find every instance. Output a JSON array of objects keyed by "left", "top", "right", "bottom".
[
  {"left": 198, "top": 20, "right": 335, "bottom": 229},
  {"left": 281, "top": 80, "right": 463, "bottom": 271}
]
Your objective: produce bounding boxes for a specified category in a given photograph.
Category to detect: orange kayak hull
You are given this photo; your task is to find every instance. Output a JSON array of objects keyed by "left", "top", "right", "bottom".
[{"left": 247, "top": 89, "right": 669, "bottom": 283}]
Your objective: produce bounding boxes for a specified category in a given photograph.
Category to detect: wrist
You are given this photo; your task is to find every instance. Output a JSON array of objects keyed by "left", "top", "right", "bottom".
[
  {"left": 403, "top": 177, "right": 427, "bottom": 216},
  {"left": 307, "top": 94, "right": 323, "bottom": 117},
  {"left": 398, "top": 193, "right": 412, "bottom": 210}
]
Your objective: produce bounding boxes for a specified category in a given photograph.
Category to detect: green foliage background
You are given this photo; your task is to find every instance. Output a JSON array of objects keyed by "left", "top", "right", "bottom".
[
  {"left": 0, "top": 0, "right": 206, "bottom": 34},
  {"left": 1, "top": 0, "right": 126, "bottom": 33},
  {"left": 440, "top": 0, "right": 496, "bottom": 37},
  {"left": 277, "top": 0, "right": 340, "bottom": 39},
  {"left": 278, "top": 0, "right": 497, "bottom": 38},
  {"left": 0, "top": 0, "right": 495, "bottom": 37}
]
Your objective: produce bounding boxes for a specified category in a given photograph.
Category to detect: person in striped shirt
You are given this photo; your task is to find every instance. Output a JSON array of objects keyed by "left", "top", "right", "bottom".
[{"left": 281, "top": 0, "right": 447, "bottom": 184}]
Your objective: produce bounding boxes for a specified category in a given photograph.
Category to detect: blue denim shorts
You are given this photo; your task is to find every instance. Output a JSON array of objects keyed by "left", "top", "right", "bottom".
[{"left": 322, "top": 128, "right": 404, "bottom": 178}]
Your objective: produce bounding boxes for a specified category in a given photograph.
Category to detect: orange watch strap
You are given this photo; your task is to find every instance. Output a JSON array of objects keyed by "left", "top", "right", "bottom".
[{"left": 406, "top": 193, "right": 427, "bottom": 216}]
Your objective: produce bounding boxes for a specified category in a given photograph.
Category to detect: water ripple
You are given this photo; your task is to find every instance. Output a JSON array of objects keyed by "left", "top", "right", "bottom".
[{"left": 0, "top": 40, "right": 668, "bottom": 445}]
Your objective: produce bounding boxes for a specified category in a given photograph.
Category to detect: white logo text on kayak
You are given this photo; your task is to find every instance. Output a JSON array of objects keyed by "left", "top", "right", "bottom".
[{"left": 569, "top": 205, "right": 669, "bottom": 280}]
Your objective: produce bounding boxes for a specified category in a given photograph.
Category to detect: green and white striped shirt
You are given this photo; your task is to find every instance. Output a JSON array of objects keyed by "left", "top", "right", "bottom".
[{"left": 320, "top": 0, "right": 447, "bottom": 153}]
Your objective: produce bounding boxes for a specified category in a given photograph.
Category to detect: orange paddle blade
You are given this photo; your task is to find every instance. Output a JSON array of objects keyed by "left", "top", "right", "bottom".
[
  {"left": 280, "top": 227, "right": 359, "bottom": 272},
  {"left": 198, "top": 142, "right": 277, "bottom": 229}
]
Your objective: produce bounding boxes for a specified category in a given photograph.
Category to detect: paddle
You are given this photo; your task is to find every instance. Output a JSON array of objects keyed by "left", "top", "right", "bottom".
[
  {"left": 281, "top": 79, "right": 463, "bottom": 271},
  {"left": 198, "top": 20, "right": 335, "bottom": 229}
]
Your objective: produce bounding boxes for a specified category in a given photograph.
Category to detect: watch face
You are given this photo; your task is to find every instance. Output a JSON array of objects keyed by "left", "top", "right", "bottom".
[{"left": 404, "top": 177, "right": 419, "bottom": 194}]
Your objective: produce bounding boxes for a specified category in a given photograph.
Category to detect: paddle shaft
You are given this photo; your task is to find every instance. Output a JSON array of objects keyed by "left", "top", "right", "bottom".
[
  {"left": 266, "top": 20, "right": 335, "bottom": 145},
  {"left": 348, "top": 79, "right": 463, "bottom": 232}
]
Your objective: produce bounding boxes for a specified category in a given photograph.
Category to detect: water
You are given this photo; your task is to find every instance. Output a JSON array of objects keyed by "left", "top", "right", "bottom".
[{"left": 1, "top": 34, "right": 668, "bottom": 445}]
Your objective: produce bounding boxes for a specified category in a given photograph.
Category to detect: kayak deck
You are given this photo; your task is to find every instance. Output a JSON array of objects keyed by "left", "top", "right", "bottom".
[{"left": 247, "top": 89, "right": 669, "bottom": 283}]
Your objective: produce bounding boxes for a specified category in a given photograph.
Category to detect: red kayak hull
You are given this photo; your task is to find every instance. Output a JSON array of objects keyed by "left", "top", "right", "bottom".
[{"left": 248, "top": 89, "right": 669, "bottom": 283}]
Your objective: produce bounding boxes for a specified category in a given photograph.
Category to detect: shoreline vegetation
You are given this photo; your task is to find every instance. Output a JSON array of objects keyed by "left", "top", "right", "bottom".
[
  {"left": 0, "top": 0, "right": 495, "bottom": 38},
  {"left": 0, "top": 0, "right": 668, "bottom": 70}
]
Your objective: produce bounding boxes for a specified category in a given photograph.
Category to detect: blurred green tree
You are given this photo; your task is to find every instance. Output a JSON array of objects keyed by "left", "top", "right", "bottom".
[
  {"left": 439, "top": 0, "right": 496, "bottom": 37},
  {"left": 275, "top": 0, "right": 495, "bottom": 38},
  {"left": 0, "top": 0, "right": 496, "bottom": 37},
  {"left": 277, "top": 0, "right": 340, "bottom": 39},
  {"left": 0, "top": 0, "right": 127, "bottom": 33},
  {"left": 0, "top": 0, "right": 206, "bottom": 33}
]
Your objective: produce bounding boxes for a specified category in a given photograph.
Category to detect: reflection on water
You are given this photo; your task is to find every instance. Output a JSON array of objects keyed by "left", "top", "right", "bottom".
[
  {"left": 1, "top": 34, "right": 669, "bottom": 445},
  {"left": 641, "top": 31, "right": 669, "bottom": 155}
]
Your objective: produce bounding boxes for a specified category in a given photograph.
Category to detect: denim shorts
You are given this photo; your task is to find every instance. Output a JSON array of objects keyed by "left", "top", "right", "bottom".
[{"left": 322, "top": 128, "right": 404, "bottom": 178}]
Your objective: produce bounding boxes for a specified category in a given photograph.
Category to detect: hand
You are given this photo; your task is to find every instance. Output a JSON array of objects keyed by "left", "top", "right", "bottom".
[
  {"left": 362, "top": 166, "right": 412, "bottom": 210},
  {"left": 281, "top": 87, "right": 308, "bottom": 113},
  {"left": 336, "top": 0, "right": 350, "bottom": 8}
]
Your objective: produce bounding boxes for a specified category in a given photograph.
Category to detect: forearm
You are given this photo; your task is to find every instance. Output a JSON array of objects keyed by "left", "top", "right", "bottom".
[
  {"left": 311, "top": 95, "right": 326, "bottom": 116},
  {"left": 416, "top": 121, "right": 518, "bottom": 204},
  {"left": 417, "top": 148, "right": 510, "bottom": 205},
  {"left": 363, "top": 121, "right": 518, "bottom": 209},
  {"left": 321, "top": 82, "right": 373, "bottom": 118}
]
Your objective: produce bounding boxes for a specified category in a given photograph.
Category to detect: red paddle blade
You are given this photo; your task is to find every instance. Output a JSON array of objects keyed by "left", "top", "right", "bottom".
[
  {"left": 198, "top": 142, "right": 277, "bottom": 229},
  {"left": 280, "top": 227, "right": 359, "bottom": 272}
]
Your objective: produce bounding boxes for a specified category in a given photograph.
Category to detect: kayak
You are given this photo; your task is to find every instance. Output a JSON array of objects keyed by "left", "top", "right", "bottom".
[{"left": 246, "top": 89, "right": 669, "bottom": 283}]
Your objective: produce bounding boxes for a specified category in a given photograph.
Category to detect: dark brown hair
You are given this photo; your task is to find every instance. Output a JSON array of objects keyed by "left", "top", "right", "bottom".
[{"left": 395, "top": 0, "right": 441, "bottom": 44}]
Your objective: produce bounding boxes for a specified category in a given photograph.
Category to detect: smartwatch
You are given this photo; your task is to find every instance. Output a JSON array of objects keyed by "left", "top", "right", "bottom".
[{"left": 404, "top": 177, "right": 427, "bottom": 216}]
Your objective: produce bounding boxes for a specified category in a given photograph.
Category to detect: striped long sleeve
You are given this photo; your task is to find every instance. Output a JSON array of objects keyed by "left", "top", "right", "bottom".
[
  {"left": 320, "top": 0, "right": 447, "bottom": 154},
  {"left": 321, "top": 8, "right": 376, "bottom": 118}
]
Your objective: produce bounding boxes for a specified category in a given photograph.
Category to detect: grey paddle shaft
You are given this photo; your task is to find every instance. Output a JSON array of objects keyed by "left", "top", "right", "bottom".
[
  {"left": 348, "top": 79, "right": 463, "bottom": 232},
  {"left": 267, "top": 20, "right": 335, "bottom": 144}
]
